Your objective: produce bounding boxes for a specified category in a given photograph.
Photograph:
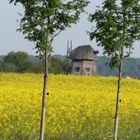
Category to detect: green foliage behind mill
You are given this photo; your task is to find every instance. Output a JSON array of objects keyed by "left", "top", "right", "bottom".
[
  {"left": 96, "top": 56, "right": 140, "bottom": 79},
  {"left": 0, "top": 52, "right": 140, "bottom": 79},
  {"left": 0, "top": 52, "right": 69, "bottom": 74}
]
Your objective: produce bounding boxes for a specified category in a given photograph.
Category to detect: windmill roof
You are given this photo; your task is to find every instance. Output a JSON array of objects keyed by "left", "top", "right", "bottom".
[{"left": 69, "top": 45, "right": 97, "bottom": 60}]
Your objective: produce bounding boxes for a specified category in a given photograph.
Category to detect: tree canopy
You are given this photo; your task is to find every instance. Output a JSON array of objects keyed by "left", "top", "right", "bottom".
[
  {"left": 9, "top": 0, "right": 89, "bottom": 54},
  {"left": 3, "top": 51, "right": 31, "bottom": 72},
  {"left": 89, "top": 0, "right": 140, "bottom": 68}
]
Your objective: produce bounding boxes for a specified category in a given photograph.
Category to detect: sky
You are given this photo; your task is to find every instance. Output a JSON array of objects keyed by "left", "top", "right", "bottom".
[{"left": 0, "top": 0, "right": 140, "bottom": 57}]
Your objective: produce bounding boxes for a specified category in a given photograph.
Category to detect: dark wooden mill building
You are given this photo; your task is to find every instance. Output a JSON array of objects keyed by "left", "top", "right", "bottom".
[{"left": 67, "top": 44, "right": 98, "bottom": 76}]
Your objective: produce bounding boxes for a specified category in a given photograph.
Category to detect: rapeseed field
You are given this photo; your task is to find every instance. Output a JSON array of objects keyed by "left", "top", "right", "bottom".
[{"left": 0, "top": 73, "right": 139, "bottom": 140}]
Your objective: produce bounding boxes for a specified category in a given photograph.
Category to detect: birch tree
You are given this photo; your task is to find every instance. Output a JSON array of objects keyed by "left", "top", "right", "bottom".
[
  {"left": 9, "top": 0, "right": 89, "bottom": 140},
  {"left": 89, "top": 0, "right": 140, "bottom": 139}
]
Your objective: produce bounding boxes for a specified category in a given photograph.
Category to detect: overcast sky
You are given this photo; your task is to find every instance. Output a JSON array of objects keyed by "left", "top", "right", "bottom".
[{"left": 0, "top": 0, "right": 140, "bottom": 57}]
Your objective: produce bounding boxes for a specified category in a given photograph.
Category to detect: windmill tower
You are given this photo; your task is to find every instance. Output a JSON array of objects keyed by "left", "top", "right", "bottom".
[{"left": 67, "top": 44, "right": 99, "bottom": 76}]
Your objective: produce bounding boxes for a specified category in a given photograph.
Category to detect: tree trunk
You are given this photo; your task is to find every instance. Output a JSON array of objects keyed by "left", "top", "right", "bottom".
[
  {"left": 114, "top": 51, "right": 123, "bottom": 140},
  {"left": 40, "top": 50, "right": 48, "bottom": 140}
]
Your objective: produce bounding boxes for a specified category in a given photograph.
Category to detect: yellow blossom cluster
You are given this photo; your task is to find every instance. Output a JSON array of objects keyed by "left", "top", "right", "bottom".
[{"left": 0, "top": 73, "right": 139, "bottom": 140}]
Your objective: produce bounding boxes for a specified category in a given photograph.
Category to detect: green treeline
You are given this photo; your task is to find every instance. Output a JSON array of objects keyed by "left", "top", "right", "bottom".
[
  {"left": 0, "top": 51, "right": 140, "bottom": 79},
  {"left": 0, "top": 51, "right": 69, "bottom": 74},
  {"left": 97, "top": 57, "right": 140, "bottom": 79}
]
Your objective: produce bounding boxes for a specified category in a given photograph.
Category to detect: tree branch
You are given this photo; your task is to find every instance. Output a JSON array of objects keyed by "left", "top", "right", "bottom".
[{"left": 50, "top": 30, "right": 62, "bottom": 43}]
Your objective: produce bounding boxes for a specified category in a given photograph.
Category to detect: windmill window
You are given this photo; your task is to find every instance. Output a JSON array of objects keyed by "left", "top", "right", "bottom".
[
  {"left": 75, "top": 67, "right": 80, "bottom": 72},
  {"left": 85, "top": 67, "right": 90, "bottom": 72}
]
